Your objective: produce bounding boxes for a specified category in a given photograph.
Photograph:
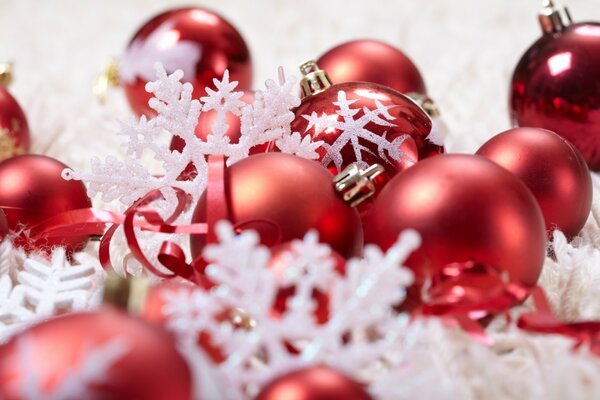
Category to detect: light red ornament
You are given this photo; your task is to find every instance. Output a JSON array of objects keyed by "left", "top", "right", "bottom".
[
  {"left": 255, "top": 366, "right": 372, "bottom": 400},
  {"left": 289, "top": 61, "right": 443, "bottom": 179},
  {"left": 364, "top": 154, "right": 546, "bottom": 307},
  {"left": 269, "top": 243, "right": 346, "bottom": 324},
  {"left": 190, "top": 153, "right": 363, "bottom": 260},
  {"left": 0, "top": 85, "right": 30, "bottom": 161},
  {"left": 119, "top": 6, "right": 252, "bottom": 117},
  {"left": 0, "top": 154, "right": 92, "bottom": 253},
  {"left": 316, "top": 39, "right": 426, "bottom": 96},
  {"left": 477, "top": 127, "right": 592, "bottom": 239},
  {"left": 0, "top": 308, "right": 193, "bottom": 400},
  {"left": 510, "top": 2, "right": 600, "bottom": 170}
]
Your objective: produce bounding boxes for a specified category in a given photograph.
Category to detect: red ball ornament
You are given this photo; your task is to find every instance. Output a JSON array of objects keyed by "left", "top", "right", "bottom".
[
  {"left": 269, "top": 243, "right": 346, "bottom": 324},
  {"left": 364, "top": 154, "right": 546, "bottom": 304},
  {"left": 0, "top": 308, "right": 193, "bottom": 400},
  {"left": 289, "top": 61, "right": 443, "bottom": 179},
  {"left": 477, "top": 127, "right": 592, "bottom": 239},
  {"left": 120, "top": 6, "right": 252, "bottom": 117},
  {"left": 510, "top": 3, "right": 600, "bottom": 170},
  {"left": 256, "top": 366, "right": 372, "bottom": 400},
  {"left": 0, "top": 86, "right": 30, "bottom": 161},
  {"left": 316, "top": 39, "right": 426, "bottom": 96},
  {"left": 0, "top": 154, "right": 92, "bottom": 253},
  {"left": 190, "top": 153, "right": 363, "bottom": 260}
]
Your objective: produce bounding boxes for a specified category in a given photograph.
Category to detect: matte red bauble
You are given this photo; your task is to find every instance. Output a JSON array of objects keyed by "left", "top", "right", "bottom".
[
  {"left": 510, "top": 3, "right": 600, "bottom": 170},
  {"left": 0, "top": 308, "right": 193, "bottom": 400},
  {"left": 0, "top": 155, "right": 92, "bottom": 253},
  {"left": 477, "top": 127, "right": 592, "bottom": 239},
  {"left": 289, "top": 62, "right": 443, "bottom": 179},
  {"left": 316, "top": 39, "right": 426, "bottom": 95},
  {"left": 269, "top": 243, "right": 346, "bottom": 324},
  {"left": 120, "top": 6, "right": 252, "bottom": 117},
  {"left": 364, "top": 154, "right": 546, "bottom": 301},
  {"left": 190, "top": 153, "right": 363, "bottom": 260},
  {"left": 256, "top": 366, "right": 372, "bottom": 400},
  {"left": 0, "top": 86, "right": 30, "bottom": 161}
]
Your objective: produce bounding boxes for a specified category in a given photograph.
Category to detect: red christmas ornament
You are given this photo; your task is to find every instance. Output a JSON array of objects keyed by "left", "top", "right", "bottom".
[
  {"left": 0, "top": 84, "right": 30, "bottom": 161},
  {"left": 0, "top": 208, "right": 7, "bottom": 240},
  {"left": 170, "top": 91, "right": 268, "bottom": 179},
  {"left": 190, "top": 153, "right": 363, "bottom": 260},
  {"left": 477, "top": 127, "right": 592, "bottom": 239},
  {"left": 119, "top": 6, "right": 252, "bottom": 117},
  {"left": 0, "top": 308, "right": 193, "bottom": 400},
  {"left": 316, "top": 39, "right": 426, "bottom": 96},
  {"left": 0, "top": 154, "right": 92, "bottom": 253},
  {"left": 289, "top": 61, "right": 443, "bottom": 179},
  {"left": 256, "top": 366, "right": 372, "bottom": 400},
  {"left": 269, "top": 243, "right": 346, "bottom": 324},
  {"left": 364, "top": 154, "right": 546, "bottom": 307},
  {"left": 510, "top": 2, "right": 600, "bottom": 170}
]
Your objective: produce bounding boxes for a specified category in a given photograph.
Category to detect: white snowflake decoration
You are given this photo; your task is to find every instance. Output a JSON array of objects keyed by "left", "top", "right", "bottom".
[{"left": 301, "top": 90, "right": 413, "bottom": 171}]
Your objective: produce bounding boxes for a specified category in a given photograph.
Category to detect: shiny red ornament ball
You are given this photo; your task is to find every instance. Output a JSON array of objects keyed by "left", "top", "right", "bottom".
[
  {"left": 0, "top": 308, "right": 193, "bottom": 400},
  {"left": 120, "top": 6, "right": 252, "bottom": 117},
  {"left": 255, "top": 366, "right": 372, "bottom": 400},
  {"left": 316, "top": 39, "right": 426, "bottom": 95},
  {"left": 190, "top": 153, "right": 363, "bottom": 260},
  {"left": 364, "top": 154, "right": 546, "bottom": 304},
  {"left": 0, "top": 154, "right": 92, "bottom": 253},
  {"left": 510, "top": 22, "right": 600, "bottom": 170},
  {"left": 477, "top": 127, "right": 592, "bottom": 239},
  {"left": 290, "top": 80, "right": 443, "bottom": 179},
  {"left": 0, "top": 86, "right": 30, "bottom": 161},
  {"left": 270, "top": 243, "right": 346, "bottom": 324}
]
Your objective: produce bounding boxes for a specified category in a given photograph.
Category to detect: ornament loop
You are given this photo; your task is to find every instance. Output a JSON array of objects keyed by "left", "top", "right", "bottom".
[
  {"left": 334, "top": 163, "right": 385, "bottom": 207},
  {"left": 299, "top": 60, "right": 332, "bottom": 96}
]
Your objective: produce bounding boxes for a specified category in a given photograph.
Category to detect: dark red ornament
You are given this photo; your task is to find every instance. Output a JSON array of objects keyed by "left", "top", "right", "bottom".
[
  {"left": 510, "top": 2, "right": 600, "bottom": 170},
  {"left": 269, "top": 243, "right": 346, "bottom": 324},
  {"left": 120, "top": 6, "right": 252, "bottom": 117},
  {"left": 190, "top": 153, "right": 363, "bottom": 260},
  {"left": 0, "top": 308, "right": 193, "bottom": 400},
  {"left": 364, "top": 154, "right": 546, "bottom": 307},
  {"left": 316, "top": 39, "right": 426, "bottom": 96},
  {"left": 255, "top": 366, "right": 372, "bottom": 400},
  {"left": 0, "top": 154, "right": 92, "bottom": 253},
  {"left": 289, "top": 61, "right": 443, "bottom": 179},
  {"left": 477, "top": 127, "right": 592, "bottom": 239},
  {"left": 0, "top": 86, "right": 30, "bottom": 161}
]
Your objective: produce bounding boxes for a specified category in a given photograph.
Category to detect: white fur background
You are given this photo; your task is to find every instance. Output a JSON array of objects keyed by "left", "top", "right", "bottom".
[{"left": 2, "top": 1, "right": 600, "bottom": 399}]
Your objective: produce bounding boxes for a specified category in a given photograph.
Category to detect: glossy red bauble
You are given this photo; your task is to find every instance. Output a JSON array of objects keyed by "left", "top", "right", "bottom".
[
  {"left": 0, "top": 308, "right": 193, "bottom": 400},
  {"left": 316, "top": 39, "right": 426, "bottom": 95},
  {"left": 510, "top": 22, "right": 600, "bottom": 170},
  {"left": 120, "top": 7, "right": 252, "bottom": 117},
  {"left": 256, "top": 366, "right": 372, "bottom": 400},
  {"left": 0, "top": 155, "right": 92, "bottom": 253},
  {"left": 269, "top": 243, "right": 346, "bottom": 324},
  {"left": 291, "top": 81, "right": 443, "bottom": 178},
  {"left": 190, "top": 153, "right": 363, "bottom": 260},
  {"left": 477, "top": 127, "right": 592, "bottom": 239},
  {"left": 0, "top": 86, "right": 30, "bottom": 161},
  {"left": 364, "top": 154, "right": 546, "bottom": 302}
]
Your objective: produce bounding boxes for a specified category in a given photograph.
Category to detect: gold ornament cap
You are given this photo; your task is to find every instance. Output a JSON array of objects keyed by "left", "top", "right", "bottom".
[
  {"left": 334, "top": 163, "right": 385, "bottom": 207},
  {"left": 539, "top": 0, "right": 572, "bottom": 35},
  {"left": 0, "top": 63, "right": 13, "bottom": 88},
  {"left": 406, "top": 92, "right": 440, "bottom": 118},
  {"left": 102, "top": 273, "right": 149, "bottom": 315},
  {"left": 299, "top": 60, "right": 332, "bottom": 96},
  {"left": 94, "top": 58, "right": 120, "bottom": 103}
]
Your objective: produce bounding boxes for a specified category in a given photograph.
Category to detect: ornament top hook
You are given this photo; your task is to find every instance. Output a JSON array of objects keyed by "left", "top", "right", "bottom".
[
  {"left": 0, "top": 63, "right": 13, "bottom": 88},
  {"left": 94, "top": 58, "right": 120, "bottom": 104},
  {"left": 299, "top": 60, "right": 332, "bottom": 96},
  {"left": 102, "top": 273, "right": 149, "bottom": 315},
  {"left": 539, "top": 0, "right": 572, "bottom": 34}
]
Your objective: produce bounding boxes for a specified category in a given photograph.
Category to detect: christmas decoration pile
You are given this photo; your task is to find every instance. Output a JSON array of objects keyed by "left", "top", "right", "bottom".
[{"left": 1, "top": 1, "right": 600, "bottom": 399}]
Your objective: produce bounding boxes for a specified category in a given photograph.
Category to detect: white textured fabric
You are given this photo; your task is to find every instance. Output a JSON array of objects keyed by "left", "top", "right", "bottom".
[{"left": 2, "top": 1, "right": 600, "bottom": 399}]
